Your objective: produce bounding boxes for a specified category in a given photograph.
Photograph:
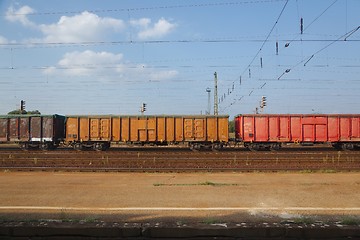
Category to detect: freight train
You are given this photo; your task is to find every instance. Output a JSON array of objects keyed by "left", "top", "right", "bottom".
[{"left": 0, "top": 114, "right": 359, "bottom": 150}]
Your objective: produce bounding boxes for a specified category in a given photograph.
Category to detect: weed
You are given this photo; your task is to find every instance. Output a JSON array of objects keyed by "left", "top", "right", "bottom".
[
  {"left": 294, "top": 217, "right": 314, "bottom": 224},
  {"left": 202, "top": 218, "right": 219, "bottom": 224},
  {"left": 341, "top": 217, "right": 360, "bottom": 226}
]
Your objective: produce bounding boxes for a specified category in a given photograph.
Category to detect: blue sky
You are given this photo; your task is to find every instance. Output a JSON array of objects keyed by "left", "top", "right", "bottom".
[{"left": 0, "top": 0, "right": 359, "bottom": 118}]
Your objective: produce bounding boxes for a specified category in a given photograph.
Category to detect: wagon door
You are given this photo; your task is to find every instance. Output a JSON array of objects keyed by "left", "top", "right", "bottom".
[
  {"left": 302, "top": 125, "right": 314, "bottom": 142},
  {"left": 194, "top": 118, "right": 205, "bottom": 141},
  {"left": 90, "top": 119, "right": 100, "bottom": 140},
  {"left": 100, "top": 118, "right": 110, "bottom": 140}
]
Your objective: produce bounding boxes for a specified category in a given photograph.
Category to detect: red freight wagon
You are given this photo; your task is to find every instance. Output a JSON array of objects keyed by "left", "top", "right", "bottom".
[{"left": 235, "top": 114, "right": 360, "bottom": 150}]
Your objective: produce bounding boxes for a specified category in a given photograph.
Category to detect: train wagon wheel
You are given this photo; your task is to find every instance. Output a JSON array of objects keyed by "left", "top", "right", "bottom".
[
  {"left": 270, "top": 143, "right": 281, "bottom": 151},
  {"left": 342, "top": 143, "right": 354, "bottom": 150},
  {"left": 20, "top": 143, "right": 29, "bottom": 151},
  {"left": 40, "top": 143, "right": 52, "bottom": 151},
  {"left": 73, "top": 143, "right": 83, "bottom": 151},
  {"left": 212, "top": 143, "right": 223, "bottom": 151},
  {"left": 93, "top": 143, "right": 106, "bottom": 151}
]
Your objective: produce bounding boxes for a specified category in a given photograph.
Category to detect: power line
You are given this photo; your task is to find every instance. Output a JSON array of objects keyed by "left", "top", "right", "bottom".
[
  {"left": 2, "top": 0, "right": 286, "bottom": 16},
  {"left": 219, "top": 0, "right": 289, "bottom": 111}
]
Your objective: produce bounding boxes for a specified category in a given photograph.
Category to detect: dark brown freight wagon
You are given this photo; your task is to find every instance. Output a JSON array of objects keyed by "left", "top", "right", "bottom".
[
  {"left": 65, "top": 115, "right": 229, "bottom": 150},
  {"left": 0, "top": 114, "right": 65, "bottom": 149}
]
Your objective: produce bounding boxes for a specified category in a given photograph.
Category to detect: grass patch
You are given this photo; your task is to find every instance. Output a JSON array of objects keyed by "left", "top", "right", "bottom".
[
  {"left": 153, "top": 181, "right": 239, "bottom": 187},
  {"left": 202, "top": 218, "right": 220, "bottom": 224},
  {"left": 341, "top": 217, "right": 360, "bottom": 226}
]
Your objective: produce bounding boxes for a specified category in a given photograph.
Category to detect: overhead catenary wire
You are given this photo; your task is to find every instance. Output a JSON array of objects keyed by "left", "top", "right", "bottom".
[
  {"left": 1, "top": 0, "right": 287, "bottom": 16},
  {"left": 219, "top": 0, "right": 289, "bottom": 111}
]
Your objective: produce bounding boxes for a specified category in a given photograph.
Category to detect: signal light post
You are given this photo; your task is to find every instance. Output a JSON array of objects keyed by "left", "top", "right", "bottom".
[
  {"left": 140, "top": 103, "right": 147, "bottom": 115},
  {"left": 20, "top": 100, "right": 26, "bottom": 112}
]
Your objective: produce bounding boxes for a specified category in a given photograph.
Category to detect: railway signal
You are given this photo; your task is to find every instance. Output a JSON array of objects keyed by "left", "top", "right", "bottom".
[
  {"left": 140, "top": 103, "right": 147, "bottom": 115},
  {"left": 260, "top": 96, "right": 267, "bottom": 108},
  {"left": 20, "top": 100, "right": 26, "bottom": 111}
]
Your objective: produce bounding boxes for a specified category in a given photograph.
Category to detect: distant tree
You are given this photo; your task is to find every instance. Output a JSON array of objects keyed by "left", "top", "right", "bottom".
[
  {"left": 229, "top": 120, "right": 235, "bottom": 133},
  {"left": 7, "top": 110, "right": 41, "bottom": 115},
  {"left": 27, "top": 110, "right": 41, "bottom": 115}
]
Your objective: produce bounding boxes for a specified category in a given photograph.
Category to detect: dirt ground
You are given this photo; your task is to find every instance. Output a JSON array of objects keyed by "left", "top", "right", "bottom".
[{"left": 0, "top": 172, "right": 359, "bottom": 224}]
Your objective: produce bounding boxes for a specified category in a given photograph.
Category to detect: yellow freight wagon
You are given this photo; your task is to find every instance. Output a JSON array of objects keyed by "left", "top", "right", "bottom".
[{"left": 65, "top": 115, "right": 229, "bottom": 150}]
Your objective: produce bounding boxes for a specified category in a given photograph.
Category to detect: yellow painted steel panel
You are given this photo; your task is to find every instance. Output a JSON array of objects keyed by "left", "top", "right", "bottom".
[
  {"left": 112, "top": 118, "right": 120, "bottom": 141},
  {"left": 206, "top": 118, "right": 217, "bottom": 142},
  {"left": 184, "top": 118, "right": 193, "bottom": 140},
  {"left": 148, "top": 117, "right": 156, "bottom": 142},
  {"left": 218, "top": 117, "right": 229, "bottom": 142},
  {"left": 79, "top": 118, "right": 89, "bottom": 141},
  {"left": 130, "top": 117, "right": 138, "bottom": 142},
  {"left": 121, "top": 118, "right": 130, "bottom": 142},
  {"left": 175, "top": 118, "right": 184, "bottom": 141},
  {"left": 90, "top": 118, "right": 100, "bottom": 140},
  {"left": 194, "top": 118, "right": 205, "bottom": 140},
  {"left": 66, "top": 117, "right": 79, "bottom": 141},
  {"left": 157, "top": 117, "right": 165, "bottom": 142},
  {"left": 100, "top": 118, "right": 110, "bottom": 140},
  {"left": 166, "top": 117, "right": 175, "bottom": 142}
]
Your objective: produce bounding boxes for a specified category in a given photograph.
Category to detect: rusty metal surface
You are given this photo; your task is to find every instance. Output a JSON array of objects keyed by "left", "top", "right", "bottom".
[{"left": 0, "top": 115, "right": 65, "bottom": 144}]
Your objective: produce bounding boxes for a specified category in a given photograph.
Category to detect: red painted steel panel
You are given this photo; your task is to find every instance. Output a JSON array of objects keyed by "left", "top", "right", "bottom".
[
  {"left": 351, "top": 117, "right": 360, "bottom": 139},
  {"left": 328, "top": 117, "right": 339, "bottom": 142},
  {"left": 290, "top": 117, "right": 301, "bottom": 141},
  {"left": 254, "top": 116, "right": 268, "bottom": 142}
]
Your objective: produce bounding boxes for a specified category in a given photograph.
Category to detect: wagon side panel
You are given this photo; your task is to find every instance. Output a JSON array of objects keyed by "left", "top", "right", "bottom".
[
  {"left": 217, "top": 117, "right": 229, "bottom": 142},
  {"left": 175, "top": 117, "right": 184, "bottom": 142},
  {"left": 206, "top": 117, "right": 217, "bottom": 142},
  {"left": 112, "top": 117, "right": 121, "bottom": 142},
  {"left": 41, "top": 116, "right": 54, "bottom": 142},
  {"left": 0, "top": 118, "right": 8, "bottom": 142},
  {"left": 351, "top": 116, "right": 360, "bottom": 140},
  {"left": 66, "top": 117, "right": 80, "bottom": 142},
  {"left": 166, "top": 117, "right": 175, "bottom": 142},
  {"left": 155, "top": 117, "right": 164, "bottom": 142},
  {"left": 19, "top": 117, "right": 30, "bottom": 141},
  {"left": 79, "top": 117, "right": 90, "bottom": 141},
  {"left": 328, "top": 116, "right": 340, "bottom": 142}
]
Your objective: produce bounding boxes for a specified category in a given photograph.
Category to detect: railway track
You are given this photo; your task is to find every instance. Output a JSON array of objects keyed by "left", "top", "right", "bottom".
[{"left": 0, "top": 148, "right": 359, "bottom": 172}]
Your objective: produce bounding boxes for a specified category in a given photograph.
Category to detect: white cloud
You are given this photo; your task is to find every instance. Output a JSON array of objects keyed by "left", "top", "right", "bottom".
[
  {"left": 5, "top": 5, "right": 36, "bottom": 27},
  {"left": 44, "top": 50, "right": 123, "bottom": 76},
  {"left": 43, "top": 50, "right": 178, "bottom": 81},
  {"left": 131, "top": 18, "right": 176, "bottom": 39},
  {"left": 39, "top": 11, "right": 125, "bottom": 42},
  {"left": 5, "top": 5, "right": 177, "bottom": 43},
  {"left": 0, "top": 36, "right": 9, "bottom": 44}
]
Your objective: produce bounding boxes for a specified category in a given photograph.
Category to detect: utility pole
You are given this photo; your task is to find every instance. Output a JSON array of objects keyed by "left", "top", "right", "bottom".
[
  {"left": 206, "top": 88, "right": 211, "bottom": 115},
  {"left": 214, "top": 72, "right": 218, "bottom": 115}
]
